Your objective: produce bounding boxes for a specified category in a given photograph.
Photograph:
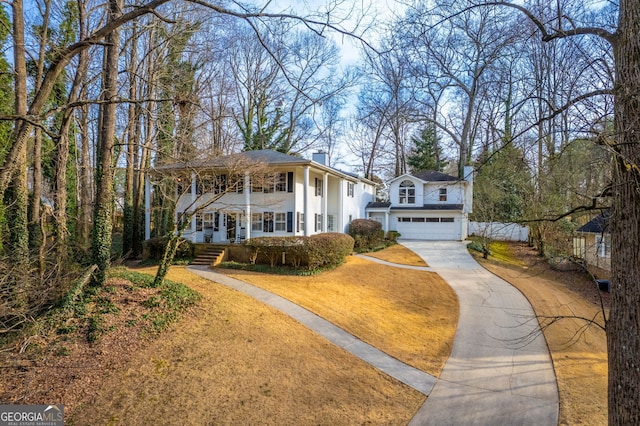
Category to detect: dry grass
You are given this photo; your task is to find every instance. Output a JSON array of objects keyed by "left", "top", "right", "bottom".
[
  {"left": 6, "top": 239, "right": 607, "bottom": 425},
  {"left": 71, "top": 267, "right": 426, "bottom": 425},
  {"left": 474, "top": 243, "right": 608, "bottom": 426},
  {"left": 364, "top": 244, "right": 429, "bottom": 266},
  {"left": 223, "top": 255, "right": 457, "bottom": 375},
  {"left": 5, "top": 244, "right": 456, "bottom": 424}
]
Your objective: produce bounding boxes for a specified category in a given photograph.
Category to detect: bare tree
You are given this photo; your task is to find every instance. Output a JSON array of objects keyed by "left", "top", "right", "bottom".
[
  {"left": 359, "top": 36, "right": 416, "bottom": 177},
  {"left": 92, "top": 0, "right": 124, "bottom": 284},
  {"left": 350, "top": 95, "right": 392, "bottom": 180},
  {"left": 400, "top": 1, "right": 520, "bottom": 177}
]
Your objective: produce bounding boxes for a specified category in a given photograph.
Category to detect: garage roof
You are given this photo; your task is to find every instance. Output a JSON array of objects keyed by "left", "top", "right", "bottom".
[
  {"left": 411, "top": 171, "right": 460, "bottom": 182},
  {"left": 577, "top": 210, "right": 610, "bottom": 234}
]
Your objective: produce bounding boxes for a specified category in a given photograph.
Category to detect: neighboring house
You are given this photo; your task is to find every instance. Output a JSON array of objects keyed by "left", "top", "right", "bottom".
[
  {"left": 366, "top": 167, "right": 473, "bottom": 241},
  {"left": 573, "top": 210, "right": 611, "bottom": 272},
  {"left": 145, "top": 150, "right": 377, "bottom": 243}
]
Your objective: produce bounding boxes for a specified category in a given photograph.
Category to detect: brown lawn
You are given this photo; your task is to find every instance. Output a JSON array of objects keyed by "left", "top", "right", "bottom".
[
  {"left": 70, "top": 267, "right": 426, "bottom": 425},
  {"left": 223, "top": 254, "right": 456, "bottom": 375},
  {"left": 69, "top": 243, "right": 456, "bottom": 424},
  {"left": 363, "top": 244, "right": 429, "bottom": 266},
  {"left": 2, "top": 241, "right": 608, "bottom": 425},
  {"left": 473, "top": 242, "right": 608, "bottom": 426}
]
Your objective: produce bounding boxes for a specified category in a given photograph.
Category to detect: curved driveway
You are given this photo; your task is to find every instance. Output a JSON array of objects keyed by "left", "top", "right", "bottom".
[{"left": 401, "top": 241, "right": 559, "bottom": 426}]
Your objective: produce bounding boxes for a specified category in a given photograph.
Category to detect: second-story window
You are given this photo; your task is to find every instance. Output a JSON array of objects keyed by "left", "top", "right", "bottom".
[
  {"left": 439, "top": 187, "right": 447, "bottom": 202},
  {"left": 216, "top": 175, "right": 227, "bottom": 194},
  {"left": 347, "top": 182, "right": 355, "bottom": 197},
  {"left": 315, "top": 177, "right": 323, "bottom": 197},
  {"left": 399, "top": 180, "right": 415, "bottom": 204},
  {"left": 275, "top": 172, "right": 287, "bottom": 192}
]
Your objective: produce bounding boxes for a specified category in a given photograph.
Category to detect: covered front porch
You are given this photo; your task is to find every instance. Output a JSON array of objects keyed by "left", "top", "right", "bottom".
[{"left": 182, "top": 209, "right": 247, "bottom": 244}]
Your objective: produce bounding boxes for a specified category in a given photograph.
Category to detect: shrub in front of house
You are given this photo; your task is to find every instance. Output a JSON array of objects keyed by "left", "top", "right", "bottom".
[
  {"left": 242, "top": 233, "right": 353, "bottom": 270},
  {"left": 386, "top": 230, "right": 401, "bottom": 243},
  {"left": 306, "top": 233, "right": 354, "bottom": 269},
  {"left": 243, "top": 236, "right": 298, "bottom": 267},
  {"left": 348, "top": 219, "right": 385, "bottom": 250},
  {"left": 142, "top": 236, "right": 194, "bottom": 261}
]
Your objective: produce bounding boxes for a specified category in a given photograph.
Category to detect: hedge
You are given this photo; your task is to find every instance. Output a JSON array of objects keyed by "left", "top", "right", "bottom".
[
  {"left": 348, "top": 219, "right": 385, "bottom": 250},
  {"left": 243, "top": 233, "right": 354, "bottom": 270},
  {"left": 142, "top": 236, "right": 194, "bottom": 261},
  {"left": 307, "top": 233, "right": 354, "bottom": 269}
]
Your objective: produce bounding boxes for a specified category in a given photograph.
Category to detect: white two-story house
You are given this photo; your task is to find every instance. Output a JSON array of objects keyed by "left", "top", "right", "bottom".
[
  {"left": 366, "top": 167, "right": 473, "bottom": 241},
  {"left": 145, "top": 150, "right": 377, "bottom": 243}
]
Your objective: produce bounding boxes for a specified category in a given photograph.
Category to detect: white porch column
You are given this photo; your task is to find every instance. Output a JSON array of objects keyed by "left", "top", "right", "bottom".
[
  {"left": 338, "top": 180, "right": 344, "bottom": 233},
  {"left": 322, "top": 172, "right": 328, "bottom": 232},
  {"left": 190, "top": 172, "right": 197, "bottom": 242},
  {"left": 384, "top": 211, "right": 390, "bottom": 234},
  {"left": 303, "top": 166, "right": 310, "bottom": 236},
  {"left": 244, "top": 173, "right": 251, "bottom": 240},
  {"left": 145, "top": 176, "right": 151, "bottom": 240}
]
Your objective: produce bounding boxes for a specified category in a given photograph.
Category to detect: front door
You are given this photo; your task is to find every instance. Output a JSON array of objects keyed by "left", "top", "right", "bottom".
[{"left": 226, "top": 214, "right": 236, "bottom": 241}]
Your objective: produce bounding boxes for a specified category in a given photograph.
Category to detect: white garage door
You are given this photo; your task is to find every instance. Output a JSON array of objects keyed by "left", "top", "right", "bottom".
[{"left": 394, "top": 216, "right": 461, "bottom": 240}]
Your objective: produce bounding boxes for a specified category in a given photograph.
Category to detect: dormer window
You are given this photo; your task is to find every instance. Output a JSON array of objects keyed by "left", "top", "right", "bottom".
[{"left": 399, "top": 180, "right": 415, "bottom": 204}]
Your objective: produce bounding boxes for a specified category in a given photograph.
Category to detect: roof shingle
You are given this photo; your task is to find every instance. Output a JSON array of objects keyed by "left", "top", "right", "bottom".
[
  {"left": 577, "top": 210, "right": 610, "bottom": 234},
  {"left": 411, "top": 170, "right": 460, "bottom": 182}
]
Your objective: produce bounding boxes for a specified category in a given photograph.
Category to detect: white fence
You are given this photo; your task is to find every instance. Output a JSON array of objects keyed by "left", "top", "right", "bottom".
[{"left": 469, "top": 221, "right": 529, "bottom": 242}]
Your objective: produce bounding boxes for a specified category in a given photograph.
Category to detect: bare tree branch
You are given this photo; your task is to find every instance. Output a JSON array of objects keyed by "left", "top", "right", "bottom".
[{"left": 475, "top": 1, "right": 616, "bottom": 44}]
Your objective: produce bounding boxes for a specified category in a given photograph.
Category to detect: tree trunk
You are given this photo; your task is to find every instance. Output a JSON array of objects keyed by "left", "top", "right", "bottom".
[
  {"left": 122, "top": 25, "right": 139, "bottom": 258},
  {"left": 92, "top": 0, "right": 123, "bottom": 284},
  {"left": 55, "top": 53, "right": 87, "bottom": 255},
  {"left": 77, "top": 102, "right": 92, "bottom": 249},
  {"left": 608, "top": 2, "right": 640, "bottom": 424},
  {"left": 28, "top": 0, "right": 51, "bottom": 250},
  {"left": 133, "top": 103, "right": 154, "bottom": 256},
  {"left": 7, "top": 0, "right": 29, "bottom": 264},
  {"left": 131, "top": 25, "right": 158, "bottom": 257},
  {"left": 29, "top": 128, "right": 43, "bottom": 246},
  {"left": 53, "top": 0, "right": 88, "bottom": 255}
]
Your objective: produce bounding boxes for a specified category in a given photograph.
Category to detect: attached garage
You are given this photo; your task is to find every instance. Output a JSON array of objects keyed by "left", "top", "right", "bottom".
[
  {"left": 394, "top": 215, "right": 462, "bottom": 240},
  {"left": 365, "top": 167, "right": 473, "bottom": 241}
]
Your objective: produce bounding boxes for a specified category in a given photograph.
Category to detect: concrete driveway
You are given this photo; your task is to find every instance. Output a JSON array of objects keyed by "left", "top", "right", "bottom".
[{"left": 400, "top": 241, "right": 559, "bottom": 426}]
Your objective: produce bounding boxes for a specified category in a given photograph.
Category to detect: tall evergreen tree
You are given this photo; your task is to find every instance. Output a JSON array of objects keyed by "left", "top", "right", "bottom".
[{"left": 407, "top": 127, "right": 447, "bottom": 172}]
